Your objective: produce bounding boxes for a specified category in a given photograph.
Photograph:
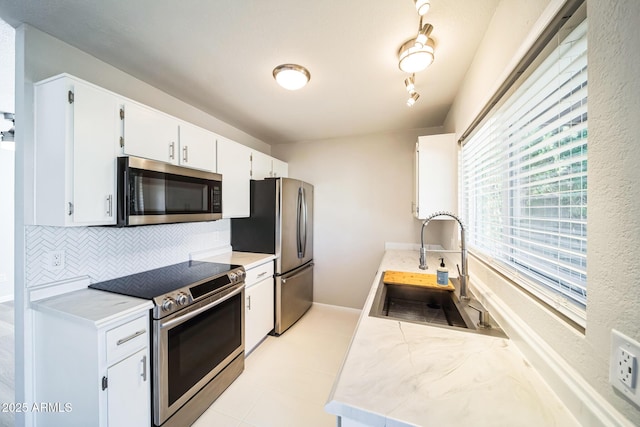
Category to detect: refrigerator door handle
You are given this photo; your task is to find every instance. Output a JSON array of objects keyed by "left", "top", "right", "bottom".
[
  {"left": 297, "top": 187, "right": 304, "bottom": 258},
  {"left": 281, "top": 262, "right": 314, "bottom": 284},
  {"left": 301, "top": 187, "right": 308, "bottom": 259}
]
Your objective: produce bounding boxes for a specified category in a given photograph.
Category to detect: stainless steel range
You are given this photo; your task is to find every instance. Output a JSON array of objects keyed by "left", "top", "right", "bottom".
[{"left": 90, "top": 260, "right": 246, "bottom": 427}]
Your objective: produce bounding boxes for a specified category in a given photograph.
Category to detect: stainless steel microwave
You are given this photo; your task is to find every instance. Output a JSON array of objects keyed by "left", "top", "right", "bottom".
[{"left": 117, "top": 156, "right": 222, "bottom": 226}]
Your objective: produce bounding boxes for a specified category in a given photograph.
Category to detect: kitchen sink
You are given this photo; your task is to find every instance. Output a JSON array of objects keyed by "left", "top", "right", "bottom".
[{"left": 369, "top": 275, "right": 507, "bottom": 338}]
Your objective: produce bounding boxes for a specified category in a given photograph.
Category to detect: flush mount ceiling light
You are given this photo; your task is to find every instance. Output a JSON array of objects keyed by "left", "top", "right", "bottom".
[
  {"left": 414, "top": 0, "right": 431, "bottom": 15},
  {"left": 273, "top": 64, "right": 311, "bottom": 90}
]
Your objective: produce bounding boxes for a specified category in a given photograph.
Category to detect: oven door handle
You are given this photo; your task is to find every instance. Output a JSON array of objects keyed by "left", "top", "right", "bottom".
[{"left": 160, "top": 284, "right": 244, "bottom": 330}]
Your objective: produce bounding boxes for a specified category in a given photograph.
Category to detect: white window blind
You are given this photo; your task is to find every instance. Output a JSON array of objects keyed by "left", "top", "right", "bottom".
[{"left": 461, "top": 19, "right": 588, "bottom": 321}]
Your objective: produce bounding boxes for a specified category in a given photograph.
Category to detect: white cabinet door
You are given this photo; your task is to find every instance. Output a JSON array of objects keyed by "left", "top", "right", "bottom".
[
  {"left": 121, "top": 101, "right": 179, "bottom": 164},
  {"left": 251, "top": 151, "right": 273, "bottom": 180},
  {"left": 271, "top": 158, "right": 288, "bottom": 178},
  {"left": 107, "top": 348, "right": 150, "bottom": 427},
  {"left": 217, "top": 137, "right": 251, "bottom": 218},
  {"left": 245, "top": 277, "right": 275, "bottom": 354},
  {"left": 73, "top": 82, "right": 119, "bottom": 225},
  {"left": 34, "top": 75, "right": 119, "bottom": 226},
  {"left": 179, "top": 122, "right": 216, "bottom": 172},
  {"left": 414, "top": 133, "right": 458, "bottom": 219}
]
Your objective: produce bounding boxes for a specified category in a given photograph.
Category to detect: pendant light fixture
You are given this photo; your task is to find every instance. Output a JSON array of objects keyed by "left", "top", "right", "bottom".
[
  {"left": 397, "top": 2, "right": 438, "bottom": 107},
  {"left": 273, "top": 64, "right": 311, "bottom": 90},
  {"left": 398, "top": 21, "right": 435, "bottom": 73},
  {"left": 414, "top": 0, "right": 431, "bottom": 16}
]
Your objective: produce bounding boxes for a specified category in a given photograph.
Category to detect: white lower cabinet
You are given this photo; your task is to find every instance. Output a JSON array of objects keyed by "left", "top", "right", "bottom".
[
  {"left": 107, "top": 348, "right": 149, "bottom": 427},
  {"left": 33, "top": 293, "right": 151, "bottom": 427},
  {"left": 245, "top": 261, "right": 275, "bottom": 354}
]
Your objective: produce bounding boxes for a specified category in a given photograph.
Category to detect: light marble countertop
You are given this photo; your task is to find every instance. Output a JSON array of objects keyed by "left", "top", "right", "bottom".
[
  {"left": 203, "top": 251, "right": 275, "bottom": 270},
  {"left": 31, "top": 288, "right": 152, "bottom": 329},
  {"left": 325, "top": 249, "right": 579, "bottom": 426},
  {"left": 30, "top": 251, "right": 272, "bottom": 328}
]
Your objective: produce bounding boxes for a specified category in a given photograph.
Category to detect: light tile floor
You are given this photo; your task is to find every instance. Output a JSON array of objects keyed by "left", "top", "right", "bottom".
[{"left": 193, "top": 303, "right": 361, "bottom": 427}]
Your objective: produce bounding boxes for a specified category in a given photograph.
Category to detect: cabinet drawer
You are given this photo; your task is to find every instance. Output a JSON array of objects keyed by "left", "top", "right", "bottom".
[
  {"left": 245, "top": 261, "right": 274, "bottom": 287},
  {"left": 106, "top": 315, "right": 148, "bottom": 364}
]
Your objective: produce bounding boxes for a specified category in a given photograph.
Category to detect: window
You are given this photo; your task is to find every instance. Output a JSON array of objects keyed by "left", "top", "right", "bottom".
[{"left": 461, "top": 18, "right": 587, "bottom": 324}]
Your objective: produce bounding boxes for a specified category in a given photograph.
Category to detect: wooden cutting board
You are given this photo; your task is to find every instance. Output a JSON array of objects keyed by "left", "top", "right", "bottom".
[{"left": 383, "top": 270, "right": 455, "bottom": 291}]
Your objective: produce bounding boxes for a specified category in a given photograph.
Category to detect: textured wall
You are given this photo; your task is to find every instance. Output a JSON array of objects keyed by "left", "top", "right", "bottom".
[
  {"left": 24, "top": 220, "right": 230, "bottom": 288},
  {"left": 586, "top": 0, "right": 640, "bottom": 420},
  {"left": 444, "top": 0, "right": 640, "bottom": 422}
]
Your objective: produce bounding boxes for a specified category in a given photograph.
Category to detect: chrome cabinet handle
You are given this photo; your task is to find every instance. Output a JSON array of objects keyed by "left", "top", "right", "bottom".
[
  {"left": 169, "top": 141, "right": 175, "bottom": 159},
  {"left": 116, "top": 329, "right": 145, "bottom": 346},
  {"left": 246, "top": 295, "right": 251, "bottom": 310},
  {"left": 257, "top": 271, "right": 268, "bottom": 278},
  {"left": 106, "top": 195, "right": 113, "bottom": 217},
  {"left": 183, "top": 146, "right": 188, "bottom": 162},
  {"left": 141, "top": 355, "right": 147, "bottom": 382}
]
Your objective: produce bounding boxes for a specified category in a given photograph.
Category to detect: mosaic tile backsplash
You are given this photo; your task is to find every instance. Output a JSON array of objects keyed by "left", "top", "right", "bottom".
[{"left": 25, "top": 220, "right": 231, "bottom": 288}]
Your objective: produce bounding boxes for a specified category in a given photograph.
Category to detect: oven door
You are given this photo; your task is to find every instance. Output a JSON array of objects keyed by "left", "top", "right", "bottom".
[{"left": 153, "top": 283, "right": 244, "bottom": 426}]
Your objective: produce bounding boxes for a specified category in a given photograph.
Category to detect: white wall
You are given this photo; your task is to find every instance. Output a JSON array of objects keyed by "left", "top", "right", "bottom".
[
  {"left": 444, "top": 0, "right": 640, "bottom": 423},
  {"left": 272, "top": 129, "right": 446, "bottom": 309},
  {"left": 0, "top": 17, "right": 15, "bottom": 301}
]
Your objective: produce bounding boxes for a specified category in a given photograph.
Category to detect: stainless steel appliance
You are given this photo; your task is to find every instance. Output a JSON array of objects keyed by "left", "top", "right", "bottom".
[
  {"left": 117, "top": 156, "right": 222, "bottom": 226},
  {"left": 231, "top": 177, "right": 314, "bottom": 335},
  {"left": 89, "top": 261, "right": 245, "bottom": 427}
]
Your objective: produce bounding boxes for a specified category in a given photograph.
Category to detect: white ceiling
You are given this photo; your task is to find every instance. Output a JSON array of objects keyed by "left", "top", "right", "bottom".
[{"left": 0, "top": 0, "right": 500, "bottom": 144}]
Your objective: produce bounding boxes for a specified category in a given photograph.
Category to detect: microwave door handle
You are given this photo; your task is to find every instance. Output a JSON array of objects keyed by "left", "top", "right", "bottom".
[{"left": 160, "top": 284, "right": 244, "bottom": 330}]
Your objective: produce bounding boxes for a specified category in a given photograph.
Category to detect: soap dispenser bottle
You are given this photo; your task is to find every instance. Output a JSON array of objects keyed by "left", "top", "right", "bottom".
[{"left": 437, "top": 257, "right": 449, "bottom": 286}]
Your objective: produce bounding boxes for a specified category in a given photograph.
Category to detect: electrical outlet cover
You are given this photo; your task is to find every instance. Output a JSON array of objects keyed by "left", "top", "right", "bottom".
[
  {"left": 618, "top": 347, "right": 637, "bottom": 388},
  {"left": 45, "top": 250, "right": 65, "bottom": 271},
  {"left": 610, "top": 329, "right": 640, "bottom": 407}
]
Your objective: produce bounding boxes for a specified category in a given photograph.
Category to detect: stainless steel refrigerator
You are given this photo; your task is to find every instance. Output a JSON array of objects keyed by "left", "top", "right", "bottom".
[{"left": 231, "top": 178, "right": 313, "bottom": 335}]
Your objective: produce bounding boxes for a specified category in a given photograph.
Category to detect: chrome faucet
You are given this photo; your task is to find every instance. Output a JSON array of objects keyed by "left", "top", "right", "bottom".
[{"left": 419, "top": 211, "right": 469, "bottom": 300}]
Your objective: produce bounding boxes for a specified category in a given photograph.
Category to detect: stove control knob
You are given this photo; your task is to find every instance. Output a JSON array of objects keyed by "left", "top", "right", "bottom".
[
  {"left": 161, "top": 297, "right": 175, "bottom": 312},
  {"left": 236, "top": 270, "right": 246, "bottom": 281},
  {"left": 228, "top": 272, "right": 238, "bottom": 283},
  {"left": 175, "top": 293, "right": 189, "bottom": 306}
]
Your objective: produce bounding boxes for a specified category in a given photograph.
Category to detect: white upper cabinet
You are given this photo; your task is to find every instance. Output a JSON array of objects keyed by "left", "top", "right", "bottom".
[
  {"left": 35, "top": 74, "right": 119, "bottom": 226},
  {"left": 251, "top": 151, "right": 289, "bottom": 179},
  {"left": 413, "top": 133, "right": 458, "bottom": 219},
  {"left": 251, "top": 151, "right": 273, "bottom": 180},
  {"left": 217, "top": 136, "right": 252, "bottom": 218},
  {"left": 178, "top": 122, "right": 217, "bottom": 172},
  {"left": 120, "top": 101, "right": 180, "bottom": 164},
  {"left": 120, "top": 102, "right": 216, "bottom": 172},
  {"left": 271, "top": 158, "right": 289, "bottom": 178}
]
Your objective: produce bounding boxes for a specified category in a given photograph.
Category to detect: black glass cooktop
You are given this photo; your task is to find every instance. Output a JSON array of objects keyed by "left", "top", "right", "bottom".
[{"left": 89, "top": 261, "right": 241, "bottom": 300}]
